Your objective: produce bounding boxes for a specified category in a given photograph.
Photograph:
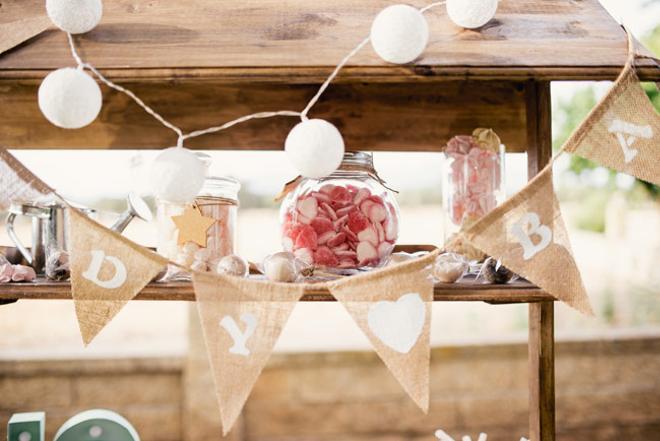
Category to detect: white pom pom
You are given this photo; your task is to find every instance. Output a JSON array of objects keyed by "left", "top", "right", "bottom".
[
  {"left": 285, "top": 119, "right": 345, "bottom": 179},
  {"left": 370, "top": 4, "right": 429, "bottom": 64},
  {"left": 38, "top": 67, "right": 102, "bottom": 129},
  {"left": 46, "top": 0, "right": 103, "bottom": 34},
  {"left": 447, "top": 0, "right": 498, "bottom": 29},
  {"left": 149, "top": 147, "right": 206, "bottom": 204}
]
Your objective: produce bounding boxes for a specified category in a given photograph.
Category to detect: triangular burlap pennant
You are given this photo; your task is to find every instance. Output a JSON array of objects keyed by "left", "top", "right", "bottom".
[
  {"left": 0, "top": 14, "right": 51, "bottom": 55},
  {"left": 461, "top": 167, "right": 593, "bottom": 315},
  {"left": 0, "top": 147, "right": 54, "bottom": 210},
  {"left": 329, "top": 251, "right": 439, "bottom": 412},
  {"left": 562, "top": 50, "right": 660, "bottom": 185},
  {"left": 69, "top": 208, "right": 168, "bottom": 345},
  {"left": 192, "top": 272, "right": 305, "bottom": 435}
]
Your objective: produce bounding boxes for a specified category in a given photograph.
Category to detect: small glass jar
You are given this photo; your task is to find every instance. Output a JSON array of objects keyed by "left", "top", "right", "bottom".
[
  {"left": 280, "top": 151, "right": 399, "bottom": 271},
  {"left": 443, "top": 131, "right": 505, "bottom": 242},
  {"left": 156, "top": 176, "right": 240, "bottom": 278}
]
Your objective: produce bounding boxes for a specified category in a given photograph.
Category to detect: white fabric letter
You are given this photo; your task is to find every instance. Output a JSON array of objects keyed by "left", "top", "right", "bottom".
[
  {"left": 82, "top": 249, "right": 128, "bottom": 289},
  {"left": 510, "top": 212, "right": 552, "bottom": 260},
  {"left": 220, "top": 313, "right": 258, "bottom": 356}
]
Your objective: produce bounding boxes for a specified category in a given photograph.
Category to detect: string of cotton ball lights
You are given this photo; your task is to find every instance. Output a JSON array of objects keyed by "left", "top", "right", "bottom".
[{"left": 39, "top": 0, "right": 499, "bottom": 198}]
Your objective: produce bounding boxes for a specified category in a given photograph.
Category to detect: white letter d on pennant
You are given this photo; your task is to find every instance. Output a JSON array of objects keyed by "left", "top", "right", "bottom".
[{"left": 82, "top": 249, "right": 128, "bottom": 289}]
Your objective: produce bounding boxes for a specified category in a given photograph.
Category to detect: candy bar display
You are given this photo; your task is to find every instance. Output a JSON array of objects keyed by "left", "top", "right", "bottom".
[
  {"left": 280, "top": 152, "right": 399, "bottom": 271},
  {"left": 156, "top": 176, "right": 240, "bottom": 279},
  {"left": 443, "top": 128, "right": 505, "bottom": 240}
]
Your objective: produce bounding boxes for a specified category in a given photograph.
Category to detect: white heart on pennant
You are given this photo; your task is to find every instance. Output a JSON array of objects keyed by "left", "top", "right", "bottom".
[{"left": 367, "top": 292, "right": 425, "bottom": 354}]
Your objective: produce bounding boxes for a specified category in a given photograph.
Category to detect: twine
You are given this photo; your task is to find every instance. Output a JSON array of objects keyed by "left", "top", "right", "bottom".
[{"left": 63, "top": 1, "right": 448, "bottom": 147}]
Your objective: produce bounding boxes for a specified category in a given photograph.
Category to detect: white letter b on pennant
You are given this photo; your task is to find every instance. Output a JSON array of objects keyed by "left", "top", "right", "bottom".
[
  {"left": 82, "top": 249, "right": 128, "bottom": 289},
  {"left": 510, "top": 212, "right": 552, "bottom": 260}
]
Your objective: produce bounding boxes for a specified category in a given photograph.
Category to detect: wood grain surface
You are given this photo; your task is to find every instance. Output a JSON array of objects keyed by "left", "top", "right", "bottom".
[
  {"left": 0, "top": 80, "right": 529, "bottom": 150},
  {"left": 1, "top": 0, "right": 658, "bottom": 81}
]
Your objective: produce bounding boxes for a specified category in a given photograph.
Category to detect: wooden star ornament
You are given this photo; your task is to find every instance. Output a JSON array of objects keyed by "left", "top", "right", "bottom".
[{"left": 172, "top": 205, "right": 215, "bottom": 247}]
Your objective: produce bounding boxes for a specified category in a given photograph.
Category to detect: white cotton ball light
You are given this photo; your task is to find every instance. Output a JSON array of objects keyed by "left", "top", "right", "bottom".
[
  {"left": 370, "top": 4, "right": 429, "bottom": 64},
  {"left": 285, "top": 119, "right": 345, "bottom": 179},
  {"left": 149, "top": 147, "right": 206, "bottom": 204},
  {"left": 447, "top": 0, "right": 498, "bottom": 29},
  {"left": 38, "top": 67, "right": 102, "bottom": 129},
  {"left": 46, "top": 0, "right": 103, "bottom": 34}
]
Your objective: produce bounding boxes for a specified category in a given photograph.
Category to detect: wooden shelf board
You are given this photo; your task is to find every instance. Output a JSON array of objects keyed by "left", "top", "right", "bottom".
[
  {"left": 2, "top": 0, "right": 658, "bottom": 82},
  {"left": 0, "top": 276, "right": 553, "bottom": 304}
]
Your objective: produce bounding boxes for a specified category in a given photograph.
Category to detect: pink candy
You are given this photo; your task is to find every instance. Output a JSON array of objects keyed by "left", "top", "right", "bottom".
[
  {"left": 447, "top": 136, "right": 502, "bottom": 226},
  {"left": 0, "top": 263, "right": 36, "bottom": 283},
  {"left": 283, "top": 184, "right": 398, "bottom": 269}
]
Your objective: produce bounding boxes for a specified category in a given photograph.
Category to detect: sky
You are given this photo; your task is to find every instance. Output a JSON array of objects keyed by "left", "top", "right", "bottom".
[{"left": 10, "top": 0, "right": 658, "bottom": 208}]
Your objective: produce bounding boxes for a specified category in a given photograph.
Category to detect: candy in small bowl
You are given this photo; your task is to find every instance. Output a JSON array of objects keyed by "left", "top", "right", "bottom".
[{"left": 280, "top": 152, "right": 399, "bottom": 272}]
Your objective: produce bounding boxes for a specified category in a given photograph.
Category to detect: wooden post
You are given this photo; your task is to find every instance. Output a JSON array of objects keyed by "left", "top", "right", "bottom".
[{"left": 526, "top": 81, "right": 556, "bottom": 441}]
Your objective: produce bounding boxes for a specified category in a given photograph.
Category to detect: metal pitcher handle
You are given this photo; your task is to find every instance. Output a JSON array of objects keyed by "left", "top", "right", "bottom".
[{"left": 5, "top": 213, "right": 33, "bottom": 264}]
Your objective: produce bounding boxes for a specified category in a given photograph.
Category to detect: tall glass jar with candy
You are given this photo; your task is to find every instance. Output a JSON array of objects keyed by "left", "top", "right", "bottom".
[
  {"left": 280, "top": 151, "right": 399, "bottom": 271},
  {"left": 443, "top": 128, "right": 505, "bottom": 247},
  {"left": 156, "top": 175, "right": 240, "bottom": 279}
]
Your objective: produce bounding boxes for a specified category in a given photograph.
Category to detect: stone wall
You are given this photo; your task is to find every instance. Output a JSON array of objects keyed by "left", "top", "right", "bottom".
[{"left": 1, "top": 334, "right": 658, "bottom": 441}]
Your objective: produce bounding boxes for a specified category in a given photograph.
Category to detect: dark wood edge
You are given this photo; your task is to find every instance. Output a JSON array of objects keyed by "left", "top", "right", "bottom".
[
  {"left": 0, "top": 277, "right": 554, "bottom": 304},
  {"left": 1, "top": 64, "right": 658, "bottom": 82}
]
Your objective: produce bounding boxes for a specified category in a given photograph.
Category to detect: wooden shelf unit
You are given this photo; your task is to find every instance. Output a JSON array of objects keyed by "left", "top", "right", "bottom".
[{"left": 2, "top": 1, "right": 659, "bottom": 440}]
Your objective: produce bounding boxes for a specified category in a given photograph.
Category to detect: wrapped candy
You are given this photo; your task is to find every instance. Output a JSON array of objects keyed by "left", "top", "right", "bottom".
[
  {"left": 12, "top": 265, "right": 36, "bottom": 282},
  {"left": 45, "top": 249, "right": 70, "bottom": 281},
  {"left": 433, "top": 252, "right": 468, "bottom": 283},
  {"left": 481, "top": 257, "right": 515, "bottom": 284}
]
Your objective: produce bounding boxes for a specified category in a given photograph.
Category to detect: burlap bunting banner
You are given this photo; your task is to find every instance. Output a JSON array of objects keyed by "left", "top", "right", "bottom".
[
  {"left": 460, "top": 167, "right": 593, "bottom": 315},
  {"left": 329, "top": 250, "right": 439, "bottom": 412},
  {"left": 192, "top": 272, "right": 305, "bottom": 435},
  {"left": 562, "top": 39, "right": 660, "bottom": 185},
  {"left": 69, "top": 208, "right": 168, "bottom": 345},
  {"left": 0, "top": 147, "right": 54, "bottom": 210}
]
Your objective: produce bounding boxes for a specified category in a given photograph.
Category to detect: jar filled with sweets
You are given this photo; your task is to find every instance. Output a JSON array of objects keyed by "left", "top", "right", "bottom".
[
  {"left": 443, "top": 128, "right": 505, "bottom": 243},
  {"left": 156, "top": 176, "right": 240, "bottom": 278},
  {"left": 280, "top": 151, "right": 399, "bottom": 271}
]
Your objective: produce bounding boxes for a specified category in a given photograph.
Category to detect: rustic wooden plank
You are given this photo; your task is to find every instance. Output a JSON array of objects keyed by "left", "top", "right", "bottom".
[
  {"left": 0, "top": 80, "right": 529, "bottom": 151},
  {"left": 1, "top": 0, "right": 658, "bottom": 82},
  {"left": 529, "top": 301, "right": 556, "bottom": 441},
  {"left": 0, "top": 275, "right": 553, "bottom": 303},
  {"left": 527, "top": 81, "right": 556, "bottom": 441}
]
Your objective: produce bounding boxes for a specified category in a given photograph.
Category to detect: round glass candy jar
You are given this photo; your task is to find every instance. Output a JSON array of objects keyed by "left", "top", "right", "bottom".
[
  {"left": 443, "top": 133, "right": 505, "bottom": 240},
  {"left": 156, "top": 176, "right": 240, "bottom": 277},
  {"left": 280, "top": 151, "right": 399, "bottom": 271}
]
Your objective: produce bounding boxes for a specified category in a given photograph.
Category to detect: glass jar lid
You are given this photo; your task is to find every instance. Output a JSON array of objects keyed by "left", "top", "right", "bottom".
[{"left": 197, "top": 176, "right": 241, "bottom": 201}]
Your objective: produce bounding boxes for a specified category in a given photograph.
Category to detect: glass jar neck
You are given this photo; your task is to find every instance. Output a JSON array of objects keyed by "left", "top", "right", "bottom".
[
  {"left": 197, "top": 176, "right": 240, "bottom": 202},
  {"left": 322, "top": 151, "right": 375, "bottom": 180}
]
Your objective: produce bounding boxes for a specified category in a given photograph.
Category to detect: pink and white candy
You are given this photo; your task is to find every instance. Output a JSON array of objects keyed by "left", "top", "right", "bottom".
[{"left": 282, "top": 184, "right": 398, "bottom": 269}]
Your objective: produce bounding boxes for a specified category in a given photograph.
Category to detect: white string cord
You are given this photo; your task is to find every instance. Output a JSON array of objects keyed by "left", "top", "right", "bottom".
[
  {"left": 300, "top": 0, "right": 446, "bottom": 119},
  {"left": 64, "top": 1, "right": 447, "bottom": 144},
  {"left": 181, "top": 110, "right": 302, "bottom": 141},
  {"left": 420, "top": 1, "right": 447, "bottom": 13},
  {"left": 300, "top": 37, "right": 371, "bottom": 120}
]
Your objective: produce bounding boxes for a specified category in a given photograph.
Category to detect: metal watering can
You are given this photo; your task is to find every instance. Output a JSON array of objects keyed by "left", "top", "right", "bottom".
[{"left": 6, "top": 193, "right": 151, "bottom": 274}]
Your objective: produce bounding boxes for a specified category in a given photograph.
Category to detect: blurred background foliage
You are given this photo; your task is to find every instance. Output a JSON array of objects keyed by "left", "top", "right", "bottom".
[{"left": 552, "top": 25, "right": 659, "bottom": 232}]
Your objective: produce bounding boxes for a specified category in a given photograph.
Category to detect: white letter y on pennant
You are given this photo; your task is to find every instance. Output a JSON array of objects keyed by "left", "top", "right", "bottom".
[
  {"left": 220, "top": 313, "right": 258, "bottom": 356},
  {"left": 510, "top": 212, "right": 552, "bottom": 260},
  {"left": 82, "top": 249, "right": 128, "bottom": 289}
]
